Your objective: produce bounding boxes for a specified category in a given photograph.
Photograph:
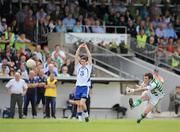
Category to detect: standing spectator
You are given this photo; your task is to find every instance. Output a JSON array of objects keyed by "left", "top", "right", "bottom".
[
  {"left": 44, "top": 73, "right": 57, "bottom": 118},
  {"left": 155, "top": 23, "right": 166, "bottom": 39},
  {"left": 46, "top": 0, "right": 56, "bottom": 15},
  {"left": 36, "top": 69, "right": 47, "bottom": 117},
  {"left": 51, "top": 5, "right": 61, "bottom": 21},
  {"left": 83, "top": 19, "right": 93, "bottom": 33},
  {"left": 23, "top": 70, "right": 38, "bottom": 118},
  {"left": 98, "top": 0, "right": 109, "bottom": 19},
  {"left": 36, "top": 8, "right": 47, "bottom": 21},
  {"left": 5, "top": 72, "right": 28, "bottom": 118},
  {"left": 174, "top": 86, "right": 180, "bottom": 116},
  {"left": 88, "top": 0, "right": 99, "bottom": 18},
  {"left": 16, "top": 5, "right": 29, "bottom": 33},
  {"left": 24, "top": 9, "right": 36, "bottom": 40}
]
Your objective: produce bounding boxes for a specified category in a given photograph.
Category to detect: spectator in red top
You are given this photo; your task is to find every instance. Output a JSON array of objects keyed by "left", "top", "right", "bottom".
[{"left": 167, "top": 37, "right": 175, "bottom": 53}]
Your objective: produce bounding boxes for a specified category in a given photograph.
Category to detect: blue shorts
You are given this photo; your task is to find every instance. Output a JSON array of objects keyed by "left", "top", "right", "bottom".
[{"left": 75, "top": 86, "right": 89, "bottom": 100}]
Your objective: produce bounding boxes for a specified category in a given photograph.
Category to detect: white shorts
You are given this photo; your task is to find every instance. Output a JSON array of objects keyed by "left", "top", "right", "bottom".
[{"left": 142, "top": 91, "right": 164, "bottom": 106}]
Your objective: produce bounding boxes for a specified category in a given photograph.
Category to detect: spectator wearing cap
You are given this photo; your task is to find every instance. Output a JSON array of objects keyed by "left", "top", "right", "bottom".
[{"left": 5, "top": 72, "right": 28, "bottom": 118}]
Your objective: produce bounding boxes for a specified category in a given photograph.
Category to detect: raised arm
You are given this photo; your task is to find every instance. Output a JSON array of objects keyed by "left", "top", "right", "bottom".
[
  {"left": 126, "top": 85, "right": 148, "bottom": 94},
  {"left": 75, "top": 45, "right": 82, "bottom": 65},
  {"left": 84, "top": 44, "right": 92, "bottom": 65}
]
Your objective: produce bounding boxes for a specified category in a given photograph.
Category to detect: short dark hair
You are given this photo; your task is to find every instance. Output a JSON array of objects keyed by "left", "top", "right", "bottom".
[
  {"left": 80, "top": 55, "right": 88, "bottom": 61},
  {"left": 144, "top": 73, "right": 153, "bottom": 80}
]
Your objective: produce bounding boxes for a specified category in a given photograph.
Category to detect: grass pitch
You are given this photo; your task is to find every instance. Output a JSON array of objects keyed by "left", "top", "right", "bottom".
[{"left": 0, "top": 119, "right": 179, "bottom": 132}]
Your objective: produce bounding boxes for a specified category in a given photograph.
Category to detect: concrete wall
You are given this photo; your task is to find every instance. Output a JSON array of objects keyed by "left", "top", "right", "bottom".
[{"left": 0, "top": 79, "right": 144, "bottom": 119}]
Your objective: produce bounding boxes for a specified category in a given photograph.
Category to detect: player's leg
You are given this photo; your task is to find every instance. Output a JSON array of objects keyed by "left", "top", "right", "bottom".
[
  {"left": 81, "top": 86, "right": 90, "bottom": 122},
  {"left": 137, "top": 103, "right": 154, "bottom": 123},
  {"left": 137, "top": 94, "right": 159, "bottom": 123},
  {"left": 129, "top": 91, "right": 150, "bottom": 109},
  {"left": 75, "top": 86, "right": 83, "bottom": 121},
  {"left": 76, "top": 100, "right": 83, "bottom": 121}
]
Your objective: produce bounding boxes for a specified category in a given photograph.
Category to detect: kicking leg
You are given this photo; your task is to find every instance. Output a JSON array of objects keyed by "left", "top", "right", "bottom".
[{"left": 129, "top": 91, "right": 150, "bottom": 109}]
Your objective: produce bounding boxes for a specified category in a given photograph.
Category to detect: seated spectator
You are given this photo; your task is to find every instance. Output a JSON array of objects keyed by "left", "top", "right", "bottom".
[
  {"left": 0, "top": 18, "right": 7, "bottom": 34},
  {"left": 55, "top": 19, "right": 66, "bottom": 33},
  {"left": 136, "top": 29, "right": 147, "bottom": 48},
  {"left": 73, "top": 21, "right": 83, "bottom": 33},
  {"left": 48, "top": 20, "right": 55, "bottom": 32},
  {"left": 51, "top": 45, "right": 66, "bottom": 67},
  {"left": 58, "top": 65, "right": 70, "bottom": 77},
  {"left": 18, "top": 63, "right": 28, "bottom": 79},
  {"left": 62, "top": 58, "right": 75, "bottom": 76},
  {"left": 92, "top": 20, "right": 105, "bottom": 33},
  {"left": 0, "top": 59, "right": 10, "bottom": 76},
  {"left": 63, "top": 14, "right": 76, "bottom": 32},
  {"left": 17, "top": 33, "right": 31, "bottom": 43},
  {"left": 33, "top": 45, "right": 45, "bottom": 63},
  {"left": 164, "top": 23, "right": 177, "bottom": 39},
  {"left": 0, "top": 33, "right": 9, "bottom": 51},
  {"left": 155, "top": 23, "right": 166, "bottom": 38},
  {"left": 170, "top": 47, "right": 180, "bottom": 69},
  {"left": 136, "top": 20, "right": 146, "bottom": 35},
  {"left": 45, "top": 63, "right": 58, "bottom": 76},
  {"left": 127, "top": 19, "right": 136, "bottom": 38},
  {"left": 166, "top": 38, "right": 175, "bottom": 53}
]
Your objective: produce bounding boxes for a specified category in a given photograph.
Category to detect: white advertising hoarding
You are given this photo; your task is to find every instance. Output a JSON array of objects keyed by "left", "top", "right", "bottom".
[{"left": 65, "top": 33, "right": 128, "bottom": 45}]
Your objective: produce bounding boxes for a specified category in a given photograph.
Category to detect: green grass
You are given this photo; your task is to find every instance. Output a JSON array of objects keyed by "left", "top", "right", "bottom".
[{"left": 0, "top": 119, "right": 179, "bottom": 132}]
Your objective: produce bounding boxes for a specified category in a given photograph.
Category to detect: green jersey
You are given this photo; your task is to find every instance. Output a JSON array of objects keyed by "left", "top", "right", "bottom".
[{"left": 148, "top": 78, "right": 165, "bottom": 97}]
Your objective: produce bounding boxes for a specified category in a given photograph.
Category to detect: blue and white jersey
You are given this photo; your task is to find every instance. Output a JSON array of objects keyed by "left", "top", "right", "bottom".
[{"left": 75, "top": 63, "right": 92, "bottom": 86}]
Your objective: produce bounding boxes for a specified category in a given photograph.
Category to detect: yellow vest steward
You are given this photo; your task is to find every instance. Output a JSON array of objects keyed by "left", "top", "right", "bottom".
[{"left": 45, "top": 79, "right": 57, "bottom": 97}]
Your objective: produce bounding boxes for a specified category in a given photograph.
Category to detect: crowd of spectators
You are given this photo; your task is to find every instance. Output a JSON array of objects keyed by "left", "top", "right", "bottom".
[{"left": 0, "top": 0, "right": 180, "bottom": 76}]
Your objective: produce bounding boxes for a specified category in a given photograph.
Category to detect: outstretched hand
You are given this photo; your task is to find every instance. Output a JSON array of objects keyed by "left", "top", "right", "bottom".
[{"left": 126, "top": 87, "right": 135, "bottom": 94}]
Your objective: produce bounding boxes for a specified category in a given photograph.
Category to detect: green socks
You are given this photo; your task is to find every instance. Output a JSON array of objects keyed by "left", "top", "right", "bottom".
[{"left": 133, "top": 99, "right": 142, "bottom": 107}]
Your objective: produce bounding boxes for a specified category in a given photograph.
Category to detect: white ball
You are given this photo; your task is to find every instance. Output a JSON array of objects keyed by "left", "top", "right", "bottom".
[{"left": 26, "top": 59, "right": 36, "bottom": 69}]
